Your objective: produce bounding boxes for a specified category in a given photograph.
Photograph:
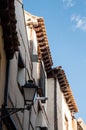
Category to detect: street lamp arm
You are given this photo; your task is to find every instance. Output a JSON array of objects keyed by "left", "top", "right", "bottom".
[{"left": 0, "top": 107, "right": 30, "bottom": 120}]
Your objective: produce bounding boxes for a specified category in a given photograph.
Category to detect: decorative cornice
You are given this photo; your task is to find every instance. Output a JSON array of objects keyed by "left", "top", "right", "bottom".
[
  {"left": 33, "top": 18, "right": 53, "bottom": 74},
  {"left": 50, "top": 66, "right": 78, "bottom": 113},
  {"left": 57, "top": 67, "right": 78, "bottom": 113},
  {"left": 25, "top": 11, "right": 53, "bottom": 74}
]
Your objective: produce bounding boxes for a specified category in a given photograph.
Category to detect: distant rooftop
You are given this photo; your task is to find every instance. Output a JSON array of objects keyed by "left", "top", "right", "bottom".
[
  {"left": 25, "top": 11, "right": 53, "bottom": 74},
  {"left": 52, "top": 66, "right": 78, "bottom": 113}
]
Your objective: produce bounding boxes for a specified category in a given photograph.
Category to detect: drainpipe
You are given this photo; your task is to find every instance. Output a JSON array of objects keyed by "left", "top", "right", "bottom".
[
  {"left": 28, "top": 108, "right": 31, "bottom": 130},
  {"left": 0, "top": 59, "right": 10, "bottom": 129},
  {"left": 54, "top": 77, "right": 58, "bottom": 130},
  {"left": 3, "top": 59, "right": 10, "bottom": 107}
]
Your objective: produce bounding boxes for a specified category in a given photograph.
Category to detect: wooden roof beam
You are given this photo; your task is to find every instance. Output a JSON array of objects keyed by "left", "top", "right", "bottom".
[
  {"left": 62, "top": 88, "right": 70, "bottom": 93},
  {"left": 45, "top": 65, "right": 51, "bottom": 70},
  {"left": 43, "top": 58, "right": 50, "bottom": 63},
  {"left": 57, "top": 76, "right": 63, "bottom": 79},
  {"left": 59, "top": 81, "right": 66, "bottom": 85},
  {"left": 42, "top": 55, "right": 49, "bottom": 59},
  {"left": 64, "top": 95, "right": 69, "bottom": 99},
  {"left": 58, "top": 78, "right": 65, "bottom": 83},
  {"left": 41, "top": 51, "right": 49, "bottom": 56},
  {"left": 37, "top": 36, "right": 44, "bottom": 41},
  {"left": 45, "top": 63, "right": 51, "bottom": 67},
  {"left": 40, "top": 46, "right": 47, "bottom": 51},
  {"left": 60, "top": 84, "right": 67, "bottom": 88}
]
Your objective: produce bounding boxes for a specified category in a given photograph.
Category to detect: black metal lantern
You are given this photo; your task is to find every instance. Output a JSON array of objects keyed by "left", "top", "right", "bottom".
[
  {"left": 0, "top": 80, "right": 38, "bottom": 120},
  {"left": 22, "top": 80, "right": 38, "bottom": 107}
]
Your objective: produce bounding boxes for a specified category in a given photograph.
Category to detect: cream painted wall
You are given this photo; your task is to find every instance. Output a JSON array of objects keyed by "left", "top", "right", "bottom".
[
  {"left": 24, "top": 12, "right": 38, "bottom": 84},
  {"left": 57, "top": 79, "right": 77, "bottom": 130},
  {"left": 57, "top": 80, "right": 63, "bottom": 130},
  {"left": 47, "top": 78, "right": 54, "bottom": 130},
  {"left": 47, "top": 77, "right": 77, "bottom": 130},
  {"left": 15, "top": 0, "right": 32, "bottom": 80},
  {"left": 62, "top": 94, "right": 72, "bottom": 130}
]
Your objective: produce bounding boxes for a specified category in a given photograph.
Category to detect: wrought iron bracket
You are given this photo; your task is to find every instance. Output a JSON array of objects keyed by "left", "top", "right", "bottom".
[{"left": 0, "top": 105, "right": 31, "bottom": 120}]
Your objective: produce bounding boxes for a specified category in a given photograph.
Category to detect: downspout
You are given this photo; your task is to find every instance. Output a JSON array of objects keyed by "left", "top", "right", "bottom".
[
  {"left": 0, "top": 59, "right": 10, "bottom": 129},
  {"left": 3, "top": 59, "right": 10, "bottom": 107},
  {"left": 28, "top": 108, "right": 32, "bottom": 130},
  {"left": 54, "top": 77, "right": 58, "bottom": 130}
]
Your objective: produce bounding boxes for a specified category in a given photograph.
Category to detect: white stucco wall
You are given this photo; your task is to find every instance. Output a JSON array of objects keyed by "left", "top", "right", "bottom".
[
  {"left": 57, "top": 79, "right": 77, "bottom": 130},
  {"left": 47, "top": 77, "right": 77, "bottom": 130},
  {"left": 47, "top": 78, "right": 54, "bottom": 130},
  {"left": 63, "top": 95, "right": 73, "bottom": 130},
  {"left": 24, "top": 12, "right": 38, "bottom": 84},
  {"left": 6, "top": 1, "right": 32, "bottom": 129},
  {"left": 57, "top": 80, "right": 63, "bottom": 130},
  {"left": 15, "top": 0, "right": 32, "bottom": 80}
]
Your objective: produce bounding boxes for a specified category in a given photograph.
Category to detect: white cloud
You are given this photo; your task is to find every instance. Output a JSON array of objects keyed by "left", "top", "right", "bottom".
[
  {"left": 63, "top": 0, "right": 75, "bottom": 8},
  {"left": 71, "top": 15, "right": 86, "bottom": 31}
]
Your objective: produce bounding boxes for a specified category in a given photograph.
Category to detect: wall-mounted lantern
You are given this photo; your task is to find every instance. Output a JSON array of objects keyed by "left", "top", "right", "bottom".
[{"left": 0, "top": 80, "right": 38, "bottom": 119}]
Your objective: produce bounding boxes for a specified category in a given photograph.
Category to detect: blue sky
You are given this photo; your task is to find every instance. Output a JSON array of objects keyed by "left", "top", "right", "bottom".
[{"left": 23, "top": 0, "right": 86, "bottom": 123}]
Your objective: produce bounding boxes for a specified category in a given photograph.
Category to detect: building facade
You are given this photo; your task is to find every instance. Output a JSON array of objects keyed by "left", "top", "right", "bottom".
[
  {"left": 47, "top": 67, "right": 79, "bottom": 130},
  {"left": 0, "top": 0, "right": 53, "bottom": 130}
]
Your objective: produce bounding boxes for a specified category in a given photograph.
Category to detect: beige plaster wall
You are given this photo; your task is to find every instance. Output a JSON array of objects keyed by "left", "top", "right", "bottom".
[
  {"left": 47, "top": 77, "right": 77, "bottom": 130},
  {"left": 24, "top": 12, "right": 38, "bottom": 84},
  {"left": 47, "top": 78, "right": 54, "bottom": 130},
  {"left": 57, "top": 80, "right": 63, "bottom": 130},
  {"left": 57, "top": 80, "right": 77, "bottom": 130}
]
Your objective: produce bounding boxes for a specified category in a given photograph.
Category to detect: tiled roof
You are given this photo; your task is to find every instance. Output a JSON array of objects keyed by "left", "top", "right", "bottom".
[
  {"left": 34, "top": 18, "right": 53, "bottom": 74},
  {"left": 52, "top": 66, "right": 78, "bottom": 113},
  {"left": 25, "top": 11, "right": 53, "bottom": 74}
]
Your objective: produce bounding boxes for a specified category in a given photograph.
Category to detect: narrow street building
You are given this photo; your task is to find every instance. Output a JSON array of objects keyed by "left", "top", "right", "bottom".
[
  {"left": 0, "top": 0, "right": 53, "bottom": 130},
  {"left": 47, "top": 67, "right": 78, "bottom": 130},
  {"left": 0, "top": 0, "right": 86, "bottom": 130}
]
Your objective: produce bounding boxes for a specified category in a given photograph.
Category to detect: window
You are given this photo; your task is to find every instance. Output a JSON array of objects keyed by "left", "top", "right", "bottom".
[
  {"left": 17, "top": 53, "right": 25, "bottom": 87},
  {"left": 40, "top": 127, "right": 48, "bottom": 130},
  {"left": 29, "top": 40, "right": 33, "bottom": 62},
  {"left": 39, "top": 61, "right": 46, "bottom": 99},
  {"left": 36, "top": 127, "right": 48, "bottom": 130}
]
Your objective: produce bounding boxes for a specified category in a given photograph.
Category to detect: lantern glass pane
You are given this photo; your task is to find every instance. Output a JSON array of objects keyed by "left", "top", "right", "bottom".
[{"left": 24, "top": 87, "right": 36, "bottom": 105}]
